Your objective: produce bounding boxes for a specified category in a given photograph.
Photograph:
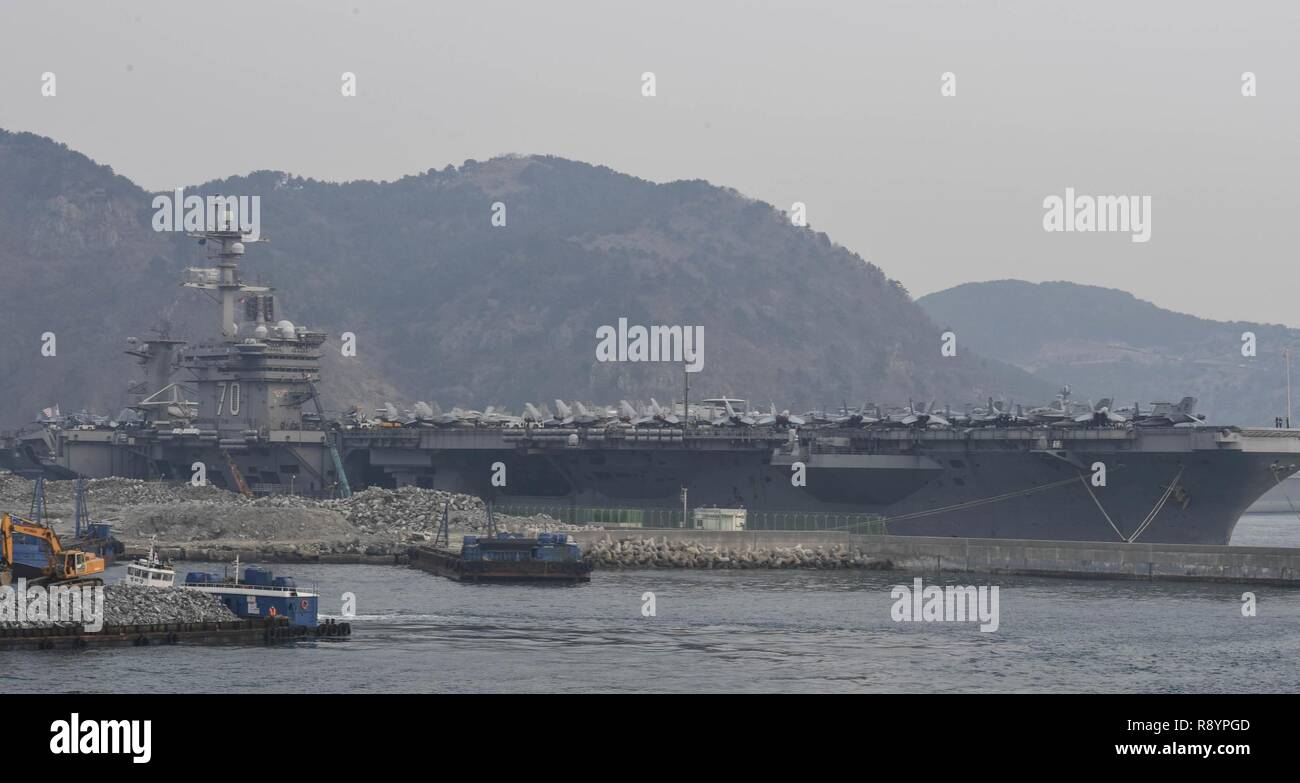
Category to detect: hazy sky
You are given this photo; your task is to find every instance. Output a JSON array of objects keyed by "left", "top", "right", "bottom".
[{"left": 2, "top": 0, "right": 1297, "bottom": 325}]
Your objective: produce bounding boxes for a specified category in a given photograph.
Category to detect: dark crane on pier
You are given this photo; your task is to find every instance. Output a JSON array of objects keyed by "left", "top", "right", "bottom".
[{"left": 303, "top": 374, "right": 352, "bottom": 499}]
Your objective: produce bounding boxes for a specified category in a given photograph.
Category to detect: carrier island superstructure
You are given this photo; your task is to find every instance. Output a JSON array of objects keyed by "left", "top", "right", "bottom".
[{"left": 4, "top": 227, "right": 1300, "bottom": 546}]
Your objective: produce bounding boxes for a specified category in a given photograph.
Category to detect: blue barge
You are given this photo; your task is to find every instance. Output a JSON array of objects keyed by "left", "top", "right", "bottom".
[
  {"left": 182, "top": 563, "right": 320, "bottom": 627},
  {"left": 409, "top": 532, "right": 593, "bottom": 583}
]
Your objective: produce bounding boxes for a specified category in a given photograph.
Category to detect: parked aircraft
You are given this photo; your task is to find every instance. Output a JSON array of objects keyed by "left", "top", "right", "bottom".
[
  {"left": 1072, "top": 398, "right": 1129, "bottom": 427},
  {"left": 757, "top": 403, "right": 806, "bottom": 428},
  {"left": 1135, "top": 397, "right": 1205, "bottom": 427}
]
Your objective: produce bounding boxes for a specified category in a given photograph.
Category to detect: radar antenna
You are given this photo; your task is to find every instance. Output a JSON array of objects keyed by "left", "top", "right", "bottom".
[{"left": 182, "top": 214, "right": 269, "bottom": 339}]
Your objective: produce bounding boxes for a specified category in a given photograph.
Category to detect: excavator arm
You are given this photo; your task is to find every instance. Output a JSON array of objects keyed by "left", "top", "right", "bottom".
[
  {"left": 1, "top": 513, "right": 11, "bottom": 567},
  {"left": 7, "top": 517, "right": 65, "bottom": 555},
  {"left": 0, "top": 512, "right": 102, "bottom": 582}
]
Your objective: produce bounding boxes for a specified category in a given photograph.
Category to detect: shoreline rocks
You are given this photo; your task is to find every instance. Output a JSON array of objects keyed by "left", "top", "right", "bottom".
[{"left": 584, "top": 537, "right": 892, "bottom": 570}]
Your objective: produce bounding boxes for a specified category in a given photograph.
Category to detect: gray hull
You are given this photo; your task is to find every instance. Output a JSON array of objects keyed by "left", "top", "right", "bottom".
[
  {"left": 357, "top": 431, "right": 1291, "bottom": 545},
  {"left": 11, "top": 424, "right": 1299, "bottom": 546}
]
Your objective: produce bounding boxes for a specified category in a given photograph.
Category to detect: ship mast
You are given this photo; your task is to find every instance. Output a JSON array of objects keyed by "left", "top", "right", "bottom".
[{"left": 182, "top": 212, "right": 269, "bottom": 340}]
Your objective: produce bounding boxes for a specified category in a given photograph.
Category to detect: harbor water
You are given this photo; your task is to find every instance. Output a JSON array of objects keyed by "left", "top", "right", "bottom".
[{"left": 3, "top": 514, "right": 1296, "bottom": 694}]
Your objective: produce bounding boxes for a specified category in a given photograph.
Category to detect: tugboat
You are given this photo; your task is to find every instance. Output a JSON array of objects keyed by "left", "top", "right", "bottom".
[
  {"left": 180, "top": 557, "right": 320, "bottom": 626},
  {"left": 123, "top": 537, "right": 175, "bottom": 588}
]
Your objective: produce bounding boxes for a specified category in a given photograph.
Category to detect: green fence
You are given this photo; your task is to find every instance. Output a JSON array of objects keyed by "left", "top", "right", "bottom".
[
  {"left": 744, "top": 511, "right": 888, "bottom": 535},
  {"left": 494, "top": 504, "right": 888, "bottom": 534},
  {"left": 495, "top": 505, "right": 681, "bottom": 528}
]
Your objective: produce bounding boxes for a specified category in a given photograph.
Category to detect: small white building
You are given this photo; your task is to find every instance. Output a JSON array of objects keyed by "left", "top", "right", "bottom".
[{"left": 693, "top": 507, "right": 746, "bottom": 531}]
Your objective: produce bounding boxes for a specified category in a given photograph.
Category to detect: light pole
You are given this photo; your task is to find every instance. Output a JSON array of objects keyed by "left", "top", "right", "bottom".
[
  {"left": 1287, "top": 347, "right": 1293, "bottom": 428},
  {"left": 682, "top": 361, "right": 690, "bottom": 428}
]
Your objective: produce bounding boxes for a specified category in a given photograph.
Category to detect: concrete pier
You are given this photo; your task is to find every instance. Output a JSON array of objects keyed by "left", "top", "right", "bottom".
[{"left": 566, "top": 529, "right": 1300, "bottom": 586}]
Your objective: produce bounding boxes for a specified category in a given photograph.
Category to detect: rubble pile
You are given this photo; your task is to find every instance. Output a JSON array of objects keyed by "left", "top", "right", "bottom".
[
  {"left": 0, "top": 471, "right": 596, "bottom": 557},
  {"left": 323, "top": 486, "right": 483, "bottom": 533},
  {"left": 0, "top": 473, "right": 232, "bottom": 510},
  {"left": 122, "top": 506, "right": 356, "bottom": 544},
  {"left": 325, "top": 486, "right": 591, "bottom": 536},
  {"left": 585, "top": 537, "right": 891, "bottom": 570},
  {"left": 0, "top": 584, "right": 237, "bottom": 629},
  {"left": 101, "top": 584, "right": 239, "bottom": 626}
]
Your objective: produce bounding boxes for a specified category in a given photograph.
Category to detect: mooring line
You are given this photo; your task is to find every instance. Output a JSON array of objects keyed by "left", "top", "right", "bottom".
[
  {"left": 821, "top": 474, "right": 1085, "bottom": 534},
  {"left": 1078, "top": 475, "right": 1127, "bottom": 542},
  {"left": 1126, "top": 466, "right": 1185, "bottom": 543}
]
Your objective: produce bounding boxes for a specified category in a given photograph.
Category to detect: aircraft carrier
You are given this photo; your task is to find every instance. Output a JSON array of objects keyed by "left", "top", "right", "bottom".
[{"left": 3, "top": 224, "right": 1300, "bottom": 545}]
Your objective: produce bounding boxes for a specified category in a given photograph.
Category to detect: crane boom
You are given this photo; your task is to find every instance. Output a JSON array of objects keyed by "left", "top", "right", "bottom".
[
  {"left": 303, "top": 375, "right": 352, "bottom": 498},
  {"left": 222, "top": 449, "right": 255, "bottom": 498}
]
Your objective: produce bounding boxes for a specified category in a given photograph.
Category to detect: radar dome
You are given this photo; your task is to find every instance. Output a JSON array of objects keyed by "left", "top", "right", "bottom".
[
  {"left": 230, "top": 242, "right": 245, "bottom": 255},
  {"left": 276, "top": 320, "right": 295, "bottom": 337},
  {"left": 254, "top": 325, "right": 269, "bottom": 339}
]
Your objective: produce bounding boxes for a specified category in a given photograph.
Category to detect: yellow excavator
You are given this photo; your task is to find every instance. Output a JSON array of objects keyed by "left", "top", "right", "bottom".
[{"left": 1, "top": 512, "right": 106, "bottom": 586}]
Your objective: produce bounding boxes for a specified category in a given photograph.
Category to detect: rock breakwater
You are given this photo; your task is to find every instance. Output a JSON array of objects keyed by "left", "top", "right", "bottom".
[{"left": 584, "top": 537, "right": 892, "bottom": 570}]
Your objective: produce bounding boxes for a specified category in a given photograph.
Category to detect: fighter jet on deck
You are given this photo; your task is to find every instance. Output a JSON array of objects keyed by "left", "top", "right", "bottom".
[
  {"left": 1072, "top": 398, "right": 1129, "bottom": 427},
  {"left": 1135, "top": 397, "right": 1205, "bottom": 427},
  {"left": 757, "top": 403, "right": 807, "bottom": 428},
  {"left": 879, "top": 401, "right": 949, "bottom": 429},
  {"left": 648, "top": 398, "right": 681, "bottom": 426},
  {"left": 480, "top": 406, "right": 524, "bottom": 428}
]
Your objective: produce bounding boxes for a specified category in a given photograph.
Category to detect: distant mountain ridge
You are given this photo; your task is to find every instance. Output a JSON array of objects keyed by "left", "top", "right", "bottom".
[
  {"left": 0, "top": 129, "right": 1053, "bottom": 429},
  {"left": 917, "top": 280, "right": 1296, "bottom": 426}
]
